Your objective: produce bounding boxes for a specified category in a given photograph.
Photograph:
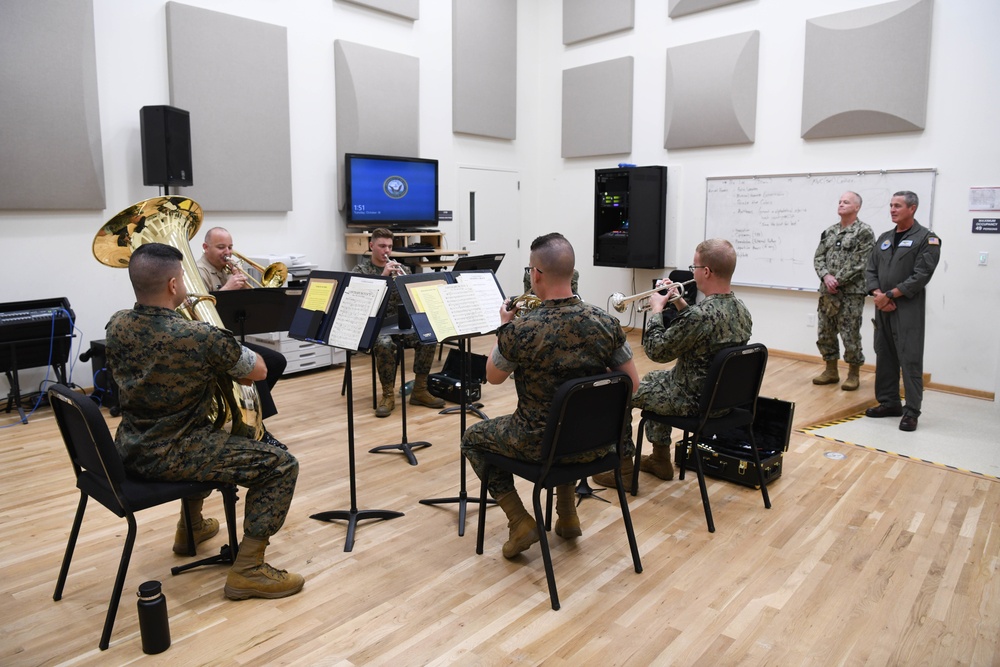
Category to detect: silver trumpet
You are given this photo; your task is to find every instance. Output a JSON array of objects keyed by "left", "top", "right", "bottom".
[{"left": 610, "top": 278, "right": 696, "bottom": 313}]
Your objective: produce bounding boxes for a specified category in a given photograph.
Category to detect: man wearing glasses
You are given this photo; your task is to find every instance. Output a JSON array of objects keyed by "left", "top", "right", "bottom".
[{"left": 594, "top": 238, "right": 752, "bottom": 489}]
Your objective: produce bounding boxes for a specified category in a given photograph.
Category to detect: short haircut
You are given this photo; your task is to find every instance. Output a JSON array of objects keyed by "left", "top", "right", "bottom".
[
  {"left": 893, "top": 190, "right": 919, "bottom": 209},
  {"left": 370, "top": 227, "right": 393, "bottom": 241},
  {"left": 696, "top": 238, "right": 737, "bottom": 281},
  {"left": 129, "top": 243, "right": 183, "bottom": 297},
  {"left": 529, "top": 232, "right": 575, "bottom": 280},
  {"left": 204, "top": 226, "right": 229, "bottom": 243},
  {"left": 847, "top": 191, "right": 862, "bottom": 207}
]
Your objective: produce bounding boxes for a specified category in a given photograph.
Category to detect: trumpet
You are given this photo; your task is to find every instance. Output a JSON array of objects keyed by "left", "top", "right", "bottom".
[
  {"left": 610, "top": 278, "right": 696, "bottom": 313},
  {"left": 505, "top": 291, "right": 542, "bottom": 317},
  {"left": 224, "top": 251, "right": 288, "bottom": 288}
]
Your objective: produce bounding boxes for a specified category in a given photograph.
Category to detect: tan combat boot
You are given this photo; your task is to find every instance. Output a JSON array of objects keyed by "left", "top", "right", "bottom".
[
  {"left": 591, "top": 455, "right": 634, "bottom": 490},
  {"left": 496, "top": 491, "right": 539, "bottom": 559},
  {"left": 639, "top": 444, "right": 675, "bottom": 480},
  {"left": 224, "top": 536, "right": 305, "bottom": 600},
  {"left": 812, "top": 359, "right": 840, "bottom": 385},
  {"left": 409, "top": 373, "right": 445, "bottom": 408},
  {"left": 375, "top": 383, "right": 395, "bottom": 418},
  {"left": 841, "top": 364, "right": 861, "bottom": 391},
  {"left": 554, "top": 483, "right": 582, "bottom": 538},
  {"left": 172, "top": 497, "right": 220, "bottom": 555}
]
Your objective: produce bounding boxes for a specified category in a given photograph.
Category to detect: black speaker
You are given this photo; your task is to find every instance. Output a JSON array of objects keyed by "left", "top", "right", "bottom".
[{"left": 140, "top": 105, "right": 193, "bottom": 187}]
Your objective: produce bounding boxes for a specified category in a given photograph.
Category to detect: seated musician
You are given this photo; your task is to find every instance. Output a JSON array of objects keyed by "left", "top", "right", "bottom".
[
  {"left": 593, "top": 238, "right": 752, "bottom": 489},
  {"left": 461, "top": 233, "right": 639, "bottom": 558},
  {"left": 352, "top": 228, "right": 445, "bottom": 418},
  {"left": 107, "top": 243, "right": 303, "bottom": 600},
  {"left": 197, "top": 226, "right": 287, "bottom": 449}
]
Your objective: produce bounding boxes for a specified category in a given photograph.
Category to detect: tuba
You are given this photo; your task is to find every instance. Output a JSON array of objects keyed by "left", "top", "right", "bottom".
[{"left": 93, "top": 196, "right": 264, "bottom": 439}]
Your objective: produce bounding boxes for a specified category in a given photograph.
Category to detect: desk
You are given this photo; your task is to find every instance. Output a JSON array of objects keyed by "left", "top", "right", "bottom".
[{"left": 345, "top": 231, "right": 468, "bottom": 271}]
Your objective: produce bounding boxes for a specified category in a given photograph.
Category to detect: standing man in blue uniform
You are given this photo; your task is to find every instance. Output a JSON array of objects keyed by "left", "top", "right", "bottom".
[{"left": 864, "top": 191, "right": 942, "bottom": 432}]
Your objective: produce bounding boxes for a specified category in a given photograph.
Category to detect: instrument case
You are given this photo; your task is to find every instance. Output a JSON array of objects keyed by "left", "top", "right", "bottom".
[
  {"left": 673, "top": 397, "right": 794, "bottom": 489},
  {"left": 428, "top": 349, "right": 487, "bottom": 404}
]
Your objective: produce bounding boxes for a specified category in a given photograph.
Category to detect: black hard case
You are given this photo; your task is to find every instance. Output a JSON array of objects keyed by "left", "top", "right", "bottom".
[{"left": 673, "top": 397, "right": 794, "bottom": 489}]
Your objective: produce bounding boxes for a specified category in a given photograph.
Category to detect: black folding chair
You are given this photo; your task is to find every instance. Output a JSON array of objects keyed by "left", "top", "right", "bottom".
[
  {"left": 48, "top": 384, "right": 239, "bottom": 651},
  {"left": 631, "top": 343, "right": 771, "bottom": 532},
  {"left": 475, "top": 372, "right": 642, "bottom": 610}
]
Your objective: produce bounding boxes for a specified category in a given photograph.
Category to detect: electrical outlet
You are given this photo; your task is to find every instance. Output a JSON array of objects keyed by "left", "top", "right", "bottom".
[
  {"left": 979, "top": 251, "right": 989, "bottom": 266},
  {"left": 807, "top": 313, "right": 816, "bottom": 327}
]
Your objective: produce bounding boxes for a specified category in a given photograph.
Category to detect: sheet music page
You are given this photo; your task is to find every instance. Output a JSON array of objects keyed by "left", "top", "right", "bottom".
[
  {"left": 302, "top": 278, "right": 337, "bottom": 312},
  {"left": 455, "top": 272, "right": 504, "bottom": 333},
  {"left": 349, "top": 276, "right": 388, "bottom": 317},
  {"left": 327, "top": 281, "right": 382, "bottom": 350},
  {"left": 410, "top": 284, "right": 458, "bottom": 341},
  {"left": 439, "top": 282, "right": 489, "bottom": 335}
]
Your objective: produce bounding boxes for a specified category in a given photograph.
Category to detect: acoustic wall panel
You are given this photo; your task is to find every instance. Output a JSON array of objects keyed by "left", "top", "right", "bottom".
[
  {"left": 801, "top": 0, "right": 933, "bottom": 140},
  {"left": 664, "top": 31, "right": 759, "bottom": 150},
  {"left": 340, "top": 0, "right": 419, "bottom": 21},
  {"left": 562, "top": 58, "right": 634, "bottom": 158},
  {"left": 166, "top": 2, "right": 292, "bottom": 212},
  {"left": 0, "top": 0, "right": 105, "bottom": 210},
  {"left": 335, "top": 40, "right": 420, "bottom": 209},
  {"left": 453, "top": 0, "right": 517, "bottom": 139},
  {"left": 563, "top": 0, "right": 634, "bottom": 45},
  {"left": 668, "top": 0, "right": 751, "bottom": 19}
]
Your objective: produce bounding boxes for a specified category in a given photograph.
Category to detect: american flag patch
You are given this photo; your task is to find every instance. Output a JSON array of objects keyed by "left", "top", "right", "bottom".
[{"left": 928, "top": 236, "right": 940, "bottom": 245}]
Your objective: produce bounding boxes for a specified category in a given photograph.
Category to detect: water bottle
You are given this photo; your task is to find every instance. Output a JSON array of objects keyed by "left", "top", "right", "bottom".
[{"left": 136, "top": 580, "right": 171, "bottom": 654}]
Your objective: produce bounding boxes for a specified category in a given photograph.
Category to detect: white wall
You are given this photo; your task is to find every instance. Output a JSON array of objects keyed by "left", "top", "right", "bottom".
[{"left": 2, "top": 0, "right": 997, "bottom": 402}]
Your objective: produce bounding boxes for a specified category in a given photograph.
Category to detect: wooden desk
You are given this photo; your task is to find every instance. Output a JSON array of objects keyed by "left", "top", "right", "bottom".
[{"left": 345, "top": 231, "right": 468, "bottom": 271}]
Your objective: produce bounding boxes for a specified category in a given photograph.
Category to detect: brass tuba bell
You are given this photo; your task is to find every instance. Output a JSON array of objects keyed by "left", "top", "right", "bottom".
[{"left": 93, "top": 196, "right": 264, "bottom": 439}]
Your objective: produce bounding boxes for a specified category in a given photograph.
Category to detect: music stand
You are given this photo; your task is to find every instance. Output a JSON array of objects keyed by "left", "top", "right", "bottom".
[
  {"left": 368, "top": 320, "right": 432, "bottom": 466},
  {"left": 212, "top": 288, "right": 299, "bottom": 343},
  {"left": 449, "top": 253, "right": 505, "bottom": 273}
]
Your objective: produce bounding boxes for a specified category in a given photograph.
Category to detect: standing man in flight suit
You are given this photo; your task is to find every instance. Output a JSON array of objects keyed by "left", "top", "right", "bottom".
[{"left": 864, "top": 191, "right": 941, "bottom": 432}]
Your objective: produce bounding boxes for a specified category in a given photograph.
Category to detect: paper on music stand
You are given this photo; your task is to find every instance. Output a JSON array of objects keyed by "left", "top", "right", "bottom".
[
  {"left": 455, "top": 272, "right": 504, "bottom": 332},
  {"left": 328, "top": 280, "right": 387, "bottom": 350},
  {"left": 302, "top": 278, "right": 337, "bottom": 312},
  {"left": 410, "top": 284, "right": 458, "bottom": 341},
  {"left": 439, "top": 283, "right": 489, "bottom": 334}
]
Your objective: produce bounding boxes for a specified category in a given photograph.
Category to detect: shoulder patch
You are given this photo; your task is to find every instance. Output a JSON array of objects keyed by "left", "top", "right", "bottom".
[{"left": 927, "top": 236, "right": 940, "bottom": 245}]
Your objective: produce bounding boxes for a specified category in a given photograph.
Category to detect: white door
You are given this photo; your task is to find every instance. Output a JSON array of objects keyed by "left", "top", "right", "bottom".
[{"left": 457, "top": 166, "right": 522, "bottom": 299}]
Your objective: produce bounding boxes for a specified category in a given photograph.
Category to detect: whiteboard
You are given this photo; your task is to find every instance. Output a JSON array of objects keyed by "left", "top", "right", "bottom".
[{"left": 705, "top": 169, "right": 936, "bottom": 290}]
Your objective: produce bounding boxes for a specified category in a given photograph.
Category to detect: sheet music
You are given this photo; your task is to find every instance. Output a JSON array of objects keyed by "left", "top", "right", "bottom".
[
  {"left": 327, "top": 281, "right": 383, "bottom": 350},
  {"left": 348, "top": 276, "right": 388, "bottom": 317},
  {"left": 439, "top": 282, "right": 489, "bottom": 335},
  {"left": 302, "top": 278, "right": 337, "bottom": 312},
  {"left": 410, "top": 284, "right": 458, "bottom": 341},
  {"left": 455, "top": 272, "right": 504, "bottom": 333}
]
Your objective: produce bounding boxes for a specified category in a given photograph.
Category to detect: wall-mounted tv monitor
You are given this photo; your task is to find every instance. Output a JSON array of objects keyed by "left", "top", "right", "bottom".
[{"left": 345, "top": 153, "right": 439, "bottom": 229}]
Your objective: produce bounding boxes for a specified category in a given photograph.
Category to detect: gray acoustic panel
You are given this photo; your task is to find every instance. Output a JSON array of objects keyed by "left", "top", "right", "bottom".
[
  {"left": 0, "top": 0, "right": 105, "bottom": 210},
  {"left": 335, "top": 40, "right": 420, "bottom": 209},
  {"left": 669, "top": 0, "right": 751, "bottom": 19},
  {"left": 664, "top": 31, "right": 759, "bottom": 150},
  {"left": 340, "top": 0, "right": 419, "bottom": 20},
  {"left": 453, "top": 0, "right": 517, "bottom": 139},
  {"left": 563, "top": 0, "right": 634, "bottom": 45},
  {"left": 166, "top": 3, "right": 292, "bottom": 212},
  {"left": 562, "top": 58, "right": 634, "bottom": 158},
  {"left": 801, "top": 0, "right": 933, "bottom": 140}
]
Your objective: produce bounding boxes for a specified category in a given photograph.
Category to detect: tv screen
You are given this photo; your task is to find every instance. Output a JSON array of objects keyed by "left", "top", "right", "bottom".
[{"left": 345, "top": 153, "right": 439, "bottom": 229}]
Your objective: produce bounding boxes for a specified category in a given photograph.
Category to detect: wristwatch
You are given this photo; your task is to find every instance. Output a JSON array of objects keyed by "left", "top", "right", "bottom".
[{"left": 885, "top": 290, "right": 895, "bottom": 300}]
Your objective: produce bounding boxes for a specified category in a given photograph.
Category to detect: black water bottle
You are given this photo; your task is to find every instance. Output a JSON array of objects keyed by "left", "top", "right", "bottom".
[{"left": 136, "top": 580, "right": 171, "bottom": 654}]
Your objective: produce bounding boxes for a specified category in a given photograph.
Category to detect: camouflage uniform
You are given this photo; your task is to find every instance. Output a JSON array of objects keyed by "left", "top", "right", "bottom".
[
  {"left": 461, "top": 297, "right": 633, "bottom": 498},
  {"left": 634, "top": 293, "right": 752, "bottom": 449},
  {"left": 865, "top": 220, "right": 941, "bottom": 417},
  {"left": 813, "top": 219, "right": 875, "bottom": 365},
  {"left": 106, "top": 304, "right": 298, "bottom": 538},
  {"left": 352, "top": 256, "right": 436, "bottom": 387}
]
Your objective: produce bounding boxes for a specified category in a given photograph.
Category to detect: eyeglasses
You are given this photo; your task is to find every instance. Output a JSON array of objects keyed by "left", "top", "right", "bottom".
[
  {"left": 524, "top": 266, "right": 543, "bottom": 276},
  {"left": 689, "top": 264, "right": 709, "bottom": 273}
]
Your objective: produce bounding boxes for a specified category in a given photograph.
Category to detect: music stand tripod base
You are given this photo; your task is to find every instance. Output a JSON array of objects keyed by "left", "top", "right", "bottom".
[
  {"left": 368, "top": 330, "right": 432, "bottom": 466},
  {"left": 310, "top": 508, "right": 405, "bottom": 553}
]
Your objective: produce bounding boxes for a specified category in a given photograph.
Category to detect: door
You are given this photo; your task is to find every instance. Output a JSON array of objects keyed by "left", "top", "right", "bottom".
[{"left": 457, "top": 166, "right": 522, "bottom": 299}]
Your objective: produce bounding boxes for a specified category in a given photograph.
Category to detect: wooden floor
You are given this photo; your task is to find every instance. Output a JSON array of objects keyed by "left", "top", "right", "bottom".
[{"left": 2, "top": 332, "right": 998, "bottom": 666}]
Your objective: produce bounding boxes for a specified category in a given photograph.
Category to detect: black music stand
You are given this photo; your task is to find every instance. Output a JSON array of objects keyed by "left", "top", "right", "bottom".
[
  {"left": 419, "top": 334, "right": 495, "bottom": 536},
  {"left": 288, "top": 271, "right": 403, "bottom": 552},
  {"left": 368, "top": 320, "right": 432, "bottom": 466},
  {"left": 212, "top": 288, "right": 299, "bottom": 343}
]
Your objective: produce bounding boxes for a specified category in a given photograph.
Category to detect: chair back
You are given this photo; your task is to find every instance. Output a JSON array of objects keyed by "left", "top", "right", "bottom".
[
  {"left": 697, "top": 343, "right": 768, "bottom": 421},
  {"left": 48, "top": 384, "right": 131, "bottom": 516},
  {"left": 538, "top": 371, "right": 633, "bottom": 465}
]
